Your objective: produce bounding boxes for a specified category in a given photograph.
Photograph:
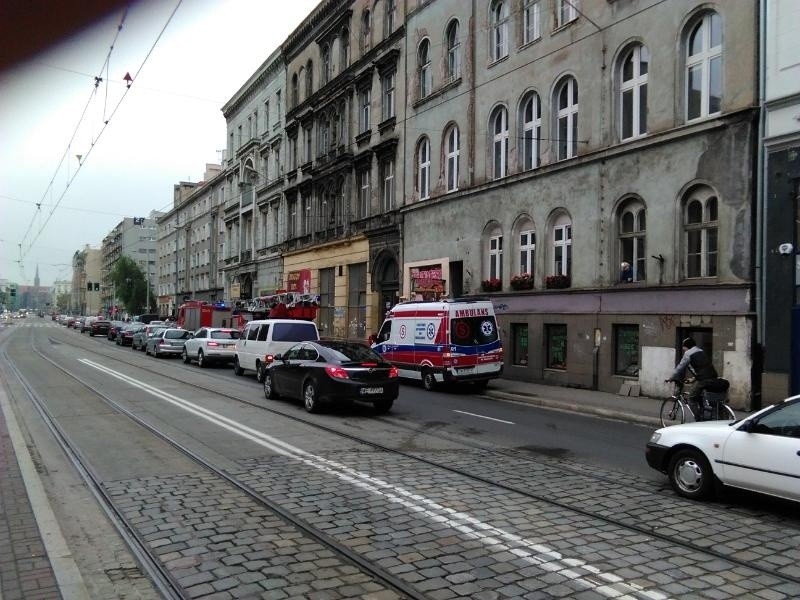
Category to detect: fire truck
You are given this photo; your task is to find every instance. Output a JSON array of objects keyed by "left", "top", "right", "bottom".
[
  {"left": 177, "top": 300, "right": 235, "bottom": 331},
  {"left": 230, "top": 293, "right": 320, "bottom": 330}
]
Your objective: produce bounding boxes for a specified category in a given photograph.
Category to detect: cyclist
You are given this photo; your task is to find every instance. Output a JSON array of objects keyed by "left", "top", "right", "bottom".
[{"left": 666, "top": 337, "right": 718, "bottom": 420}]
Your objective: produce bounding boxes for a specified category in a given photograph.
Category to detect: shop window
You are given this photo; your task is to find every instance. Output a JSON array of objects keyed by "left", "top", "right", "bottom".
[
  {"left": 512, "top": 324, "right": 528, "bottom": 366},
  {"left": 546, "top": 324, "right": 567, "bottom": 369},
  {"left": 614, "top": 325, "right": 639, "bottom": 376}
]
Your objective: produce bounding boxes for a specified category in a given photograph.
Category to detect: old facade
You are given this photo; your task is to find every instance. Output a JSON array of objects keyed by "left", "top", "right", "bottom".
[{"left": 401, "top": 0, "right": 759, "bottom": 408}]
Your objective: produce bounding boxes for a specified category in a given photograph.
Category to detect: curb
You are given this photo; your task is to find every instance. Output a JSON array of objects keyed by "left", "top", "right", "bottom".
[{"left": 484, "top": 390, "right": 663, "bottom": 428}]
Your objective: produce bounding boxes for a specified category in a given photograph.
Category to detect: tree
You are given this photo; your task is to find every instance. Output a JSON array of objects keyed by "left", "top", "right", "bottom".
[
  {"left": 110, "top": 256, "right": 155, "bottom": 315},
  {"left": 56, "top": 292, "right": 71, "bottom": 312}
]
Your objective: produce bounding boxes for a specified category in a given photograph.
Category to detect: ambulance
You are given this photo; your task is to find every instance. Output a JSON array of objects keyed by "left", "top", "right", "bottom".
[{"left": 371, "top": 298, "right": 503, "bottom": 390}]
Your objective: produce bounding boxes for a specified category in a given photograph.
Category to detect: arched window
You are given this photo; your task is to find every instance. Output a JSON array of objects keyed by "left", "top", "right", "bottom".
[
  {"left": 490, "top": 1, "right": 508, "bottom": 62},
  {"left": 321, "top": 44, "right": 330, "bottom": 84},
  {"left": 340, "top": 28, "right": 350, "bottom": 70},
  {"left": 686, "top": 11, "right": 722, "bottom": 121},
  {"left": 417, "top": 137, "right": 430, "bottom": 200},
  {"left": 361, "top": 10, "right": 371, "bottom": 54},
  {"left": 291, "top": 73, "right": 299, "bottom": 108},
  {"left": 618, "top": 200, "right": 646, "bottom": 282},
  {"left": 514, "top": 216, "right": 536, "bottom": 279},
  {"left": 551, "top": 214, "right": 572, "bottom": 278},
  {"left": 305, "top": 60, "right": 313, "bottom": 98},
  {"left": 523, "top": 0, "right": 541, "bottom": 45},
  {"left": 446, "top": 20, "right": 460, "bottom": 82},
  {"left": 684, "top": 187, "right": 718, "bottom": 278},
  {"left": 619, "top": 44, "right": 649, "bottom": 140},
  {"left": 484, "top": 223, "right": 504, "bottom": 284},
  {"left": 555, "top": 76, "right": 578, "bottom": 160},
  {"left": 418, "top": 39, "right": 432, "bottom": 99},
  {"left": 520, "top": 92, "right": 541, "bottom": 171},
  {"left": 491, "top": 106, "right": 508, "bottom": 179},
  {"left": 445, "top": 124, "right": 460, "bottom": 192}
]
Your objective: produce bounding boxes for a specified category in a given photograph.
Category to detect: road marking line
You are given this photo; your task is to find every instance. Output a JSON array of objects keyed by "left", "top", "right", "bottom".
[
  {"left": 453, "top": 409, "right": 514, "bottom": 424},
  {"left": 80, "top": 358, "right": 670, "bottom": 600}
]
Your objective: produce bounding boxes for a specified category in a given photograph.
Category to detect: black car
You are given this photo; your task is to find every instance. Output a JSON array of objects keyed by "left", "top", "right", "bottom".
[
  {"left": 89, "top": 319, "right": 111, "bottom": 337},
  {"left": 262, "top": 340, "right": 399, "bottom": 414},
  {"left": 107, "top": 320, "right": 127, "bottom": 340},
  {"left": 116, "top": 324, "right": 143, "bottom": 346}
]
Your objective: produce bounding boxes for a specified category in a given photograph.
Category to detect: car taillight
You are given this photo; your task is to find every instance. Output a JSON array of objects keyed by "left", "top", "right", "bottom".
[
  {"left": 159, "top": 339, "right": 167, "bottom": 345},
  {"left": 388, "top": 366, "right": 399, "bottom": 378},
  {"left": 325, "top": 366, "right": 349, "bottom": 379},
  {"left": 264, "top": 354, "right": 275, "bottom": 364},
  {"left": 207, "top": 341, "right": 219, "bottom": 347}
]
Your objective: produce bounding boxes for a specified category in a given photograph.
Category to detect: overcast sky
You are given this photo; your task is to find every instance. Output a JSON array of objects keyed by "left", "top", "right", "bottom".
[{"left": 1, "top": 0, "right": 318, "bottom": 288}]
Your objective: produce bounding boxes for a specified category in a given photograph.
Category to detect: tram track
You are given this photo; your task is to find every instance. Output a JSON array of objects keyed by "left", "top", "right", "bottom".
[{"left": 31, "top": 326, "right": 800, "bottom": 590}]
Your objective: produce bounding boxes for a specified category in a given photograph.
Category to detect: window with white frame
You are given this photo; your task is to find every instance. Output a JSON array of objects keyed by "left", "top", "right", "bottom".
[
  {"left": 381, "top": 158, "right": 395, "bottom": 211},
  {"left": 556, "top": 76, "right": 578, "bottom": 160},
  {"left": 302, "top": 195, "right": 312, "bottom": 235},
  {"left": 552, "top": 216, "right": 572, "bottom": 277},
  {"left": 445, "top": 125, "right": 460, "bottom": 192},
  {"left": 618, "top": 201, "right": 646, "bottom": 282},
  {"left": 490, "top": 1, "right": 509, "bottom": 62},
  {"left": 417, "top": 137, "right": 430, "bottom": 200},
  {"left": 521, "top": 92, "right": 541, "bottom": 170},
  {"left": 557, "top": 0, "right": 577, "bottom": 27},
  {"left": 361, "top": 10, "right": 371, "bottom": 54},
  {"left": 491, "top": 106, "right": 509, "bottom": 179},
  {"left": 519, "top": 227, "right": 535, "bottom": 276},
  {"left": 489, "top": 234, "right": 503, "bottom": 281},
  {"left": 686, "top": 11, "right": 722, "bottom": 121},
  {"left": 620, "top": 44, "right": 649, "bottom": 140},
  {"left": 418, "top": 39, "right": 432, "bottom": 99},
  {"left": 359, "top": 87, "right": 371, "bottom": 132},
  {"left": 385, "top": 0, "right": 395, "bottom": 36},
  {"left": 446, "top": 20, "right": 460, "bottom": 82},
  {"left": 684, "top": 189, "right": 718, "bottom": 278},
  {"left": 523, "top": 0, "right": 541, "bottom": 45},
  {"left": 358, "top": 168, "right": 370, "bottom": 218},
  {"left": 381, "top": 71, "right": 395, "bottom": 120}
]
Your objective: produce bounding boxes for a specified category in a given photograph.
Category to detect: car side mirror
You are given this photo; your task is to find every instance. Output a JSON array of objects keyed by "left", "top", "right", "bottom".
[{"left": 273, "top": 353, "right": 283, "bottom": 362}]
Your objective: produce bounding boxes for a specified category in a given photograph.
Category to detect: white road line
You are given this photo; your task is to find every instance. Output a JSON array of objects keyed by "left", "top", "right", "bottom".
[
  {"left": 453, "top": 409, "right": 515, "bottom": 424},
  {"left": 80, "top": 358, "right": 670, "bottom": 600}
]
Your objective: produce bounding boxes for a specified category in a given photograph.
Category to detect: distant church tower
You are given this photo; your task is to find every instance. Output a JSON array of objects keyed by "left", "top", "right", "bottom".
[{"left": 35, "top": 264, "right": 40, "bottom": 289}]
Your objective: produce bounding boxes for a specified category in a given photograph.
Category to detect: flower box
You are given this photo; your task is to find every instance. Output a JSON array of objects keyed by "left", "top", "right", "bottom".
[
  {"left": 510, "top": 273, "right": 534, "bottom": 290},
  {"left": 481, "top": 278, "right": 502, "bottom": 292},
  {"left": 545, "top": 274, "right": 571, "bottom": 289}
]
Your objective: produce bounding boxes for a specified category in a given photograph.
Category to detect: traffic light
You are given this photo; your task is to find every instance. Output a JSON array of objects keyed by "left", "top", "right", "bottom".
[
  {"left": 9, "top": 287, "right": 15, "bottom": 297},
  {"left": 87, "top": 282, "right": 92, "bottom": 291},
  {"left": 94, "top": 282, "right": 100, "bottom": 291}
]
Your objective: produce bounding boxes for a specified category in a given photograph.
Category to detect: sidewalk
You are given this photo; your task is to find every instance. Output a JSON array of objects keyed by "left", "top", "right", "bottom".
[{"left": 484, "top": 378, "right": 728, "bottom": 428}]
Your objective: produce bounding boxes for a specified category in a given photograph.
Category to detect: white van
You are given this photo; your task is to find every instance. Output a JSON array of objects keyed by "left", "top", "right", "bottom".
[
  {"left": 234, "top": 319, "right": 320, "bottom": 381},
  {"left": 371, "top": 299, "right": 503, "bottom": 390}
]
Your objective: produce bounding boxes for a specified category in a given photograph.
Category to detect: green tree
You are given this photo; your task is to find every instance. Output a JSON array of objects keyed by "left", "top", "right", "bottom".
[
  {"left": 110, "top": 257, "right": 156, "bottom": 315},
  {"left": 56, "top": 292, "right": 71, "bottom": 312}
]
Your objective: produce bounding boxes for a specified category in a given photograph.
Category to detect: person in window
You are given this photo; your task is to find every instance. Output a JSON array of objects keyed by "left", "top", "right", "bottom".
[
  {"left": 620, "top": 261, "right": 632, "bottom": 283},
  {"left": 667, "top": 337, "right": 719, "bottom": 419}
]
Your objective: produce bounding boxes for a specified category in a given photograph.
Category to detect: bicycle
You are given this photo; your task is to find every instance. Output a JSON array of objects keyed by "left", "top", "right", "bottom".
[{"left": 659, "top": 380, "right": 736, "bottom": 427}]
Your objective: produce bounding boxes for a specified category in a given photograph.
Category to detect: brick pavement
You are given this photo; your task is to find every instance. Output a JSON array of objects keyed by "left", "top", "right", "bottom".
[{"left": 0, "top": 403, "right": 62, "bottom": 600}]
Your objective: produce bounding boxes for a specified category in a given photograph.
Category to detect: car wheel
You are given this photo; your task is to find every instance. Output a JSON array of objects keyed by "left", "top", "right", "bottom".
[
  {"left": 422, "top": 369, "right": 437, "bottom": 391},
  {"left": 473, "top": 380, "right": 489, "bottom": 391},
  {"left": 303, "top": 381, "right": 320, "bottom": 413},
  {"left": 233, "top": 357, "right": 244, "bottom": 376},
  {"left": 373, "top": 398, "right": 393, "bottom": 414},
  {"left": 182, "top": 348, "right": 190, "bottom": 364},
  {"left": 668, "top": 449, "right": 715, "bottom": 501},
  {"left": 256, "top": 361, "right": 265, "bottom": 383},
  {"left": 264, "top": 373, "right": 278, "bottom": 399},
  {"left": 89, "top": 332, "right": 94, "bottom": 337},
  {"left": 198, "top": 350, "right": 207, "bottom": 368}
]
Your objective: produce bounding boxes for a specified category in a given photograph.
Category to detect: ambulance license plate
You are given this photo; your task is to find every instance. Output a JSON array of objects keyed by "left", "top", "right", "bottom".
[
  {"left": 360, "top": 387, "right": 384, "bottom": 395},
  {"left": 456, "top": 367, "right": 476, "bottom": 374}
]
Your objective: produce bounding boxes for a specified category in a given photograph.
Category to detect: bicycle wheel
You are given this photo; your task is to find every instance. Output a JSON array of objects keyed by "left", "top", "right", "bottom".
[
  {"left": 660, "top": 398, "right": 686, "bottom": 427},
  {"left": 711, "top": 402, "right": 736, "bottom": 421}
]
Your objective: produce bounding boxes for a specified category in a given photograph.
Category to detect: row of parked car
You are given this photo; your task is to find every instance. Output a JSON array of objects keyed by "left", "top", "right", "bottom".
[{"left": 66, "top": 317, "right": 399, "bottom": 414}]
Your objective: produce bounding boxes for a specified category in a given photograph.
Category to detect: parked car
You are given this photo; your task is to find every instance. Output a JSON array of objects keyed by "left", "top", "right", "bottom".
[
  {"left": 182, "top": 327, "right": 240, "bottom": 367},
  {"left": 132, "top": 324, "right": 166, "bottom": 351},
  {"left": 262, "top": 340, "right": 399, "bottom": 414},
  {"left": 646, "top": 395, "right": 800, "bottom": 503},
  {"left": 145, "top": 328, "right": 192, "bottom": 358},
  {"left": 106, "top": 320, "right": 127, "bottom": 340},
  {"left": 89, "top": 318, "right": 111, "bottom": 337},
  {"left": 116, "top": 323, "right": 142, "bottom": 346},
  {"left": 234, "top": 319, "right": 320, "bottom": 381},
  {"left": 80, "top": 316, "right": 98, "bottom": 333}
]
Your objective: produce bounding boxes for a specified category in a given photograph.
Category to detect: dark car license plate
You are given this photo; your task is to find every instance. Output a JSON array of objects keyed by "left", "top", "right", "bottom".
[{"left": 360, "top": 387, "right": 384, "bottom": 395}]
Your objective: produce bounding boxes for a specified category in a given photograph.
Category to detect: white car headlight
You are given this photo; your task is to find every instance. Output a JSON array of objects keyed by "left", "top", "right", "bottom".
[{"left": 649, "top": 432, "right": 662, "bottom": 444}]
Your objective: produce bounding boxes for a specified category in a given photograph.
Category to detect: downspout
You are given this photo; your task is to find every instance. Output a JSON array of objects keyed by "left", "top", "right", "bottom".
[{"left": 754, "top": 0, "right": 767, "bottom": 407}]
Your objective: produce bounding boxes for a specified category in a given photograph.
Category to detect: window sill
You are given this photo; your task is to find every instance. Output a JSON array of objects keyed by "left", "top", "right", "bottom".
[
  {"left": 552, "top": 18, "right": 578, "bottom": 34},
  {"left": 412, "top": 77, "right": 462, "bottom": 109},
  {"left": 378, "top": 116, "right": 396, "bottom": 133},
  {"left": 519, "top": 37, "right": 541, "bottom": 51},
  {"left": 355, "top": 129, "right": 372, "bottom": 145},
  {"left": 487, "top": 54, "right": 509, "bottom": 68}
]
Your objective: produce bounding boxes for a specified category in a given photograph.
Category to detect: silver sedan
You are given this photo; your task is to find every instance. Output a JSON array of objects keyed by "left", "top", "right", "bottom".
[
  {"left": 145, "top": 328, "right": 192, "bottom": 358},
  {"left": 182, "top": 327, "right": 241, "bottom": 367}
]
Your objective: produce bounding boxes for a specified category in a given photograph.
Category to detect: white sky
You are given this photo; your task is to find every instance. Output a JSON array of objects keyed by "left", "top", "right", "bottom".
[{"left": 0, "top": 0, "right": 319, "bottom": 287}]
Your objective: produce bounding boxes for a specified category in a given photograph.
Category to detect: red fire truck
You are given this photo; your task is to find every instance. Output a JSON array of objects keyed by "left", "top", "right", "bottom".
[
  {"left": 230, "top": 293, "right": 320, "bottom": 330},
  {"left": 177, "top": 301, "right": 235, "bottom": 331}
]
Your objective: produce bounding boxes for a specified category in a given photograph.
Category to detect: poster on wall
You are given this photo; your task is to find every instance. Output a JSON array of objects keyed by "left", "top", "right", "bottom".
[{"left": 286, "top": 269, "right": 311, "bottom": 294}]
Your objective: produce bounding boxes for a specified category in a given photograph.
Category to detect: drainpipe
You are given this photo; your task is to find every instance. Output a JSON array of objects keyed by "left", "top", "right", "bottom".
[{"left": 754, "top": 0, "right": 766, "bottom": 408}]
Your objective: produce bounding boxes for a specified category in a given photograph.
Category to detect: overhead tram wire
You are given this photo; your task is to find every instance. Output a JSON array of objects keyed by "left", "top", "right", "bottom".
[{"left": 21, "top": 0, "right": 184, "bottom": 264}]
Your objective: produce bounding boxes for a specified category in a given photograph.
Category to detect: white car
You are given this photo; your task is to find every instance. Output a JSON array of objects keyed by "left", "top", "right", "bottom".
[
  {"left": 646, "top": 395, "right": 800, "bottom": 503},
  {"left": 182, "top": 327, "right": 241, "bottom": 367}
]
